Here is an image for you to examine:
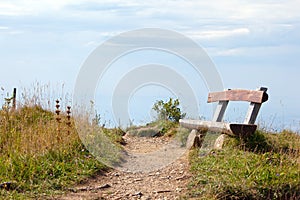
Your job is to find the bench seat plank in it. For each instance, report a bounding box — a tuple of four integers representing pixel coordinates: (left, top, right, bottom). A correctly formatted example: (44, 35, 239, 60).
(179, 119, 257, 137)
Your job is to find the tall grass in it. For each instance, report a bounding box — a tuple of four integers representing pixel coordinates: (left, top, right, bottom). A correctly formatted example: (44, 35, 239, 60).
(0, 86, 108, 199)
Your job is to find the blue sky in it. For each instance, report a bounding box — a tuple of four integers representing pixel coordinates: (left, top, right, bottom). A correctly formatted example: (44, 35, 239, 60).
(0, 0, 299, 131)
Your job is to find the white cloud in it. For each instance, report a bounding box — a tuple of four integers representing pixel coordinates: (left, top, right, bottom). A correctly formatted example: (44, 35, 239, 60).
(186, 28, 250, 40)
(1, 0, 299, 38)
(84, 40, 99, 47)
(2, 0, 299, 22)
(0, 26, 9, 30)
(0, 0, 84, 16)
(213, 48, 244, 56)
(0, 2, 25, 16)
(208, 44, 300, 58)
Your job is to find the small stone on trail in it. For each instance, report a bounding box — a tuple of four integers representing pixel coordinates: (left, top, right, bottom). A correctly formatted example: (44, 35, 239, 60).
(133, 191, 143, 197)
(96, 183, 111, 189)
(160, 175, 171, 180)
(175, 175, 186, 180)
(154, 190, 172, 194)
(114, 172, 120, 176)
(141, 196, 151, 200)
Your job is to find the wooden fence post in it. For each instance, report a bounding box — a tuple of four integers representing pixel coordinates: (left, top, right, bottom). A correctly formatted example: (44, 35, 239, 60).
(12, 88, 16, 111)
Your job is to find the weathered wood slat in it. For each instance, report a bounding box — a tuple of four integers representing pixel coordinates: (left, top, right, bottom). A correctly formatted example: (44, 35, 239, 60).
(208, 89, 268, 103)
(179, 119, 257, 137)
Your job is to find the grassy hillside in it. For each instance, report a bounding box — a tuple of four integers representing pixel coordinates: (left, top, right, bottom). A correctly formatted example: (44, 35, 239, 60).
(0, 103, 123, 199)
(187, 130, 300, 199)
(0, 92, 299, 199)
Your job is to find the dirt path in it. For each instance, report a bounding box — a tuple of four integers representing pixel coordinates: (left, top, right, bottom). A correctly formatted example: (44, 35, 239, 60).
(57, 134, 192, 200)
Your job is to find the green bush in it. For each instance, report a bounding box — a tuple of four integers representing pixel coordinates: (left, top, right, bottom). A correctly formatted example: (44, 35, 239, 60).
(152, 98, 186, 122)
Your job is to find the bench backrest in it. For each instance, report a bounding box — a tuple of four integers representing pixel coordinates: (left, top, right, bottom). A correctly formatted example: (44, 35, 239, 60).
(208, 87, 268, 124)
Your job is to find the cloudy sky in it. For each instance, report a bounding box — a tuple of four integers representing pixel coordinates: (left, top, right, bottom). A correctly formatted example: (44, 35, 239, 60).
(0, 0, 299, 131)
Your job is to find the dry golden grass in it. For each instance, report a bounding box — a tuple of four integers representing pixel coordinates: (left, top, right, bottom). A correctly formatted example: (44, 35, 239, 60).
(0, 86, 107, 199)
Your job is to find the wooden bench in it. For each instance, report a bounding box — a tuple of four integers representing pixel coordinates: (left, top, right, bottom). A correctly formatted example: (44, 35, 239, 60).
(179, 87, 268, 139)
